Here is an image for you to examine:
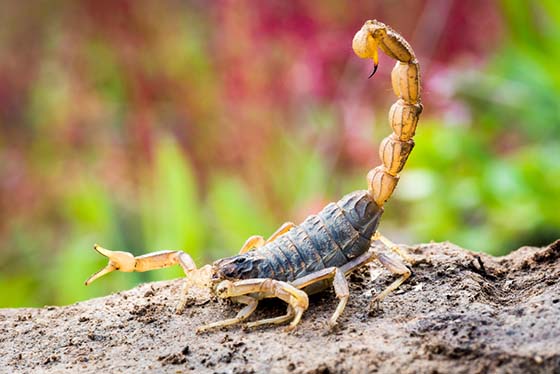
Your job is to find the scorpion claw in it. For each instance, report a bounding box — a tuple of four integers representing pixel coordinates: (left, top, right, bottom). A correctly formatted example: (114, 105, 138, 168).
(84, 263, 116, 286)
(84, 244, 136, 286)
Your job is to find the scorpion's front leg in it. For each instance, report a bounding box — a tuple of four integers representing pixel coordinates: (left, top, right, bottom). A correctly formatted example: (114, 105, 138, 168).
(196, 295, 258, 333)
(245, 306, 296, 329)
(198, 278, 309, 332)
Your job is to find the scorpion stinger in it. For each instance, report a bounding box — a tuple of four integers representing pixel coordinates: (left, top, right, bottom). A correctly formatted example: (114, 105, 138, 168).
(353, 25, 380, 79)
(368, 64, 378, 79)
(86, 20, 422, 332)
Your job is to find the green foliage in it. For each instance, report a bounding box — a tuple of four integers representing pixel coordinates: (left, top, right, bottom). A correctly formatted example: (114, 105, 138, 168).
(378, 1, 560, 255)
(207, 175, 276, 259)
(397, 123, 560, 255)
(139, 137, 205, 281)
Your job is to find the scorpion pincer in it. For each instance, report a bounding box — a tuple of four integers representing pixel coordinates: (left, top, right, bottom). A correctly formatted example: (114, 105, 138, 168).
(85, 20, 423, 333)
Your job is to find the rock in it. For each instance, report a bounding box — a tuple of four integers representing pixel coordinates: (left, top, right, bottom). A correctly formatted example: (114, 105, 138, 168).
(1, 241, 559, 373)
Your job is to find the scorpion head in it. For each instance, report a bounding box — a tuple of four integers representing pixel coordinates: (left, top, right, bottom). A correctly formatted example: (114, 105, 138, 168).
(212, 253, 262, 280)
(352, 19, 387, 78)
(207, 254, 264, 299)
(206, 264, 244, 300)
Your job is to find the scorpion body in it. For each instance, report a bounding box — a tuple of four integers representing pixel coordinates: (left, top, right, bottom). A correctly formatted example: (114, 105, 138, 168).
(86, 20, 422, 332)
(214, 190, 381, 284)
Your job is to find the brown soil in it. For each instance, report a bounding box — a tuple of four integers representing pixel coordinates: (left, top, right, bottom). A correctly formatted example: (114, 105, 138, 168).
(1, 241, 559, 373)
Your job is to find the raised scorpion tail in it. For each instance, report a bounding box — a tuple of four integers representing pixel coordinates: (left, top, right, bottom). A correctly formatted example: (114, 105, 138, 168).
(353, 20, 423, 206)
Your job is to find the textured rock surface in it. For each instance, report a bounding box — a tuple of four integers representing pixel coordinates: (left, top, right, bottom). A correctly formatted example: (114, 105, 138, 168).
(1, 240, 559, 373)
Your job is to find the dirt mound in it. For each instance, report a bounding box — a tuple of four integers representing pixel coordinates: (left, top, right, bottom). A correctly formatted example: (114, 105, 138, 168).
(1, 241, 559, 373)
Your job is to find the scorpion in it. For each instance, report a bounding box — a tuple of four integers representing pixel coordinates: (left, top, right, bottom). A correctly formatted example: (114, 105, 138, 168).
(85, 20, 422, 333)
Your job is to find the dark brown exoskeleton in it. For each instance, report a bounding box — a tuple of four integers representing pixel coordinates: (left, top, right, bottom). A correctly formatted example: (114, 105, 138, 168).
(85, 20, 422, 332)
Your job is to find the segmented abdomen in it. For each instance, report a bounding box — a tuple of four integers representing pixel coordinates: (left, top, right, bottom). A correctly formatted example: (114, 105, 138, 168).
(214, 190, 382, 282)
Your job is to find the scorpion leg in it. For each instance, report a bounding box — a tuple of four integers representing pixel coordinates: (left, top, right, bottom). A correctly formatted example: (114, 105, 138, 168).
(290, 251, 378, 328)
(291, 267, 348, 328)
(370, 252, 411, 309)
(372, 231, 414, 264)
(245, 306, 295, 328)
(85, 245, 196, 285)
(196, 295, 258, 333)
(239, 236, 265, 254)
(204, 278, 309, 332)
(239, 222, 295, 254)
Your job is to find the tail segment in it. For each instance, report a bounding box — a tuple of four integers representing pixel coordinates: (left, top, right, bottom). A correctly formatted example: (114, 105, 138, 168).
(353, 20, 423, 206)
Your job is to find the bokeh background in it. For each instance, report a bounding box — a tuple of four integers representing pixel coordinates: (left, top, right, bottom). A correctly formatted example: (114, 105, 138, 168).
(1, 0, 559, 308)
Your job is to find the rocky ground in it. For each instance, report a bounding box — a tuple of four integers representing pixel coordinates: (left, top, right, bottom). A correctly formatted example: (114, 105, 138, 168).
(1, 240, 559, 373)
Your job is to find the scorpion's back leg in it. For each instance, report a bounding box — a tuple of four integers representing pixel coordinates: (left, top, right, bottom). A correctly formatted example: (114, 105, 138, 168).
(196, 295, 258, 333)
(372, 231, 414, 264)
(369, 233, 412, 307)
(291, 251, 378, 327)
(370, 252, 411, 309)
(239, 222, 295, 254)
(199, 278, 309, 332)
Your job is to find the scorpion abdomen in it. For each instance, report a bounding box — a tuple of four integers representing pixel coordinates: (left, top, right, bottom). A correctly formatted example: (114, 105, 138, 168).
(214, 190, 383, 283)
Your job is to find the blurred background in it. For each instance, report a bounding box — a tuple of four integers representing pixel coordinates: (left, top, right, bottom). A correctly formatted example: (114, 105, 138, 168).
(1, 0, 559, 308)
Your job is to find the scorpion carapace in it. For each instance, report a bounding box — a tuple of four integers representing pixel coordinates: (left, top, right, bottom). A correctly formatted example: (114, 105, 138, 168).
(214, 191, 382, 283)
(85, 20, 422, 333)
